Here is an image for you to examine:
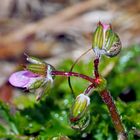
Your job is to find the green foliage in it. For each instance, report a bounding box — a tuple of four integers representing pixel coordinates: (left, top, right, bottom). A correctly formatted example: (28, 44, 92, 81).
(0, 45, 140, 139)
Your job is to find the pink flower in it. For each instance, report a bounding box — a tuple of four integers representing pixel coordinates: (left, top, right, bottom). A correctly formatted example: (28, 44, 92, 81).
(9, 55, 54, 91)
(9, 70, 43, 89)
(9, 60, 54, 100)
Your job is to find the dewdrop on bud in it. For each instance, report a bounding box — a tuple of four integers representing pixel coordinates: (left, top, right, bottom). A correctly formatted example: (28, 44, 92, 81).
(92, 22, 122, 58)
(70, 94, 90, 122)
(51, 136, 70, 140)
(70, 111, 90, 131)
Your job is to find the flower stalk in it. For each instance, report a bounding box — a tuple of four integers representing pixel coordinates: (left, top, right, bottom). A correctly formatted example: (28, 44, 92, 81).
(8, 22, 127, 139)
(51, 70, 95, 83)
(94, 58, 100, 78)
(51, 70, 127, 139)
(92, 48, 127, 139)
(100, 89, 127, 140)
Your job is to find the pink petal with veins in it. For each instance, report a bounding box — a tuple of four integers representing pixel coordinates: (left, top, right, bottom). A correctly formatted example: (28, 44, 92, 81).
(98, 22, 110, 31)
(9, 71, 37, 88)
(101, 23, 110, 30)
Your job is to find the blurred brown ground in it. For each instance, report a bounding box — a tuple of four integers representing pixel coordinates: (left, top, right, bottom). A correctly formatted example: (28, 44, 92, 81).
(0, 0, 140, 102)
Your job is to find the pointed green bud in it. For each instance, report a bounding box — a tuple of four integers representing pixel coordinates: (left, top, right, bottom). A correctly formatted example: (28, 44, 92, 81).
(24, 54, 55, 77)
(70, 94, 90, 122)
(92, 22, 105, 50)
(26, 64, 46, 76)
(25, 53, 45, 64)
(92, 22, 122, 58)
(25, 54, 49, 75)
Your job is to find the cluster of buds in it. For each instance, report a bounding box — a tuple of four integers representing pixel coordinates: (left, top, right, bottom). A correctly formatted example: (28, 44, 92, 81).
(9, 22, 125, 135)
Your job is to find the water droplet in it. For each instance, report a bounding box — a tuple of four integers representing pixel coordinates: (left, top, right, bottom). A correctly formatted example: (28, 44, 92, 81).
(82, 133, 87, 138)
(29, 123, 33, 127)
(120, 52, 133, 64)
(18, 104, 24, 109)
(62, 111, 66, 115)
(132, 127, 136, 130)
(25, 115, 29, 118)
(54, 113, 59, 118)
(59, 116, 64, 121)
(69, 111, 90, 131)
(64, 99, 69, 105)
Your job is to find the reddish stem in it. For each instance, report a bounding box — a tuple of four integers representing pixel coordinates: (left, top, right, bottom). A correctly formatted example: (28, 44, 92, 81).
(100, 89, 127, 139)
(94, 58, 99, 78)
(84, 83, 95, 95)
(51, 70, 127, 139)
(51, 70, 95, 83)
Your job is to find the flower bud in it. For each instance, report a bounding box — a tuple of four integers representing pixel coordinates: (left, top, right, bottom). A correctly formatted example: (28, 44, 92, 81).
(70, 94, 90, 122)
(25, 54, 55, 78)
(92, 22, 122, 58)
(26, 64, 46, 76)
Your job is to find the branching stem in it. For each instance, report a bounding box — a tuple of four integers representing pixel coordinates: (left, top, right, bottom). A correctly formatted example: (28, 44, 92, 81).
(51, 70, 95, 83)
(51, 67, 127, 140)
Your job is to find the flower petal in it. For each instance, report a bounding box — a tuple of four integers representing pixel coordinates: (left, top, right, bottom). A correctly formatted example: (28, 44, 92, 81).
(23, 71, 39, 77)
(99, 22, 110, 31)
(9, 71, 32, 88)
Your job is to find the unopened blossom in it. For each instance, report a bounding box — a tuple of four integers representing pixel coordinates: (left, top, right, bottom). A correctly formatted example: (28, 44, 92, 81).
(70, 93, 90, 122)
(92, 21, 122, 58)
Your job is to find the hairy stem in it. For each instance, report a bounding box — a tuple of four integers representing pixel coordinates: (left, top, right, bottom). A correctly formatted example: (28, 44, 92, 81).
(84, 83, 95, 95)
(68, 48, 92, 96)
(51, 70, 95, 83)
(100, 89, 127, 140)
(94, 58, 99, 78)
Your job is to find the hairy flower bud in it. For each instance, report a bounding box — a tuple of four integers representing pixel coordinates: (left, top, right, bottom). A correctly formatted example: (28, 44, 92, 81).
(70, 94, 90, 122)
(26, 64, 46, 76)
(92, 22, 122, 58)
(25, 54, 45, 65)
